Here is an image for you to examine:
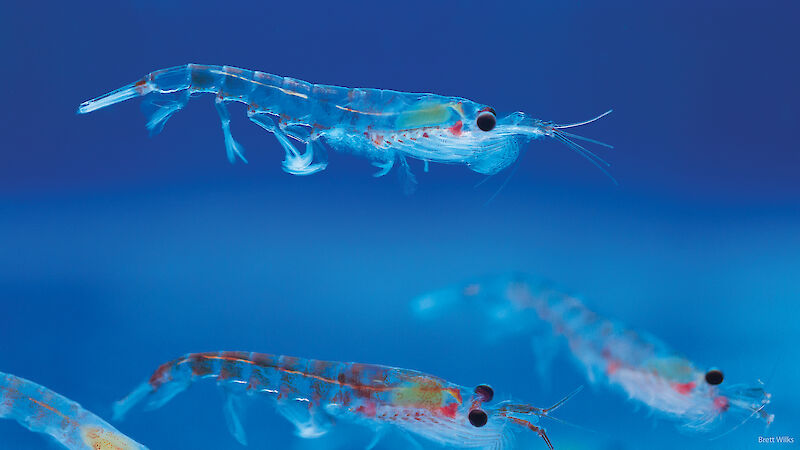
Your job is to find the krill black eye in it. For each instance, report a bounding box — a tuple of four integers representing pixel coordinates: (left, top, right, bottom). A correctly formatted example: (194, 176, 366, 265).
(476, 111, 496, 132)
(705, 369, 724, 385)
(474, 384, 494, 402)
(468, 409, 488, 427)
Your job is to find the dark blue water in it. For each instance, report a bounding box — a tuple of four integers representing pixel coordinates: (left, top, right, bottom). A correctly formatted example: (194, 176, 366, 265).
(1, 1, 798, 449)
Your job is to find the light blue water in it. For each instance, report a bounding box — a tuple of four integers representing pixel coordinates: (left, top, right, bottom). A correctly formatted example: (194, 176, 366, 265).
(1, 1, 798, 449)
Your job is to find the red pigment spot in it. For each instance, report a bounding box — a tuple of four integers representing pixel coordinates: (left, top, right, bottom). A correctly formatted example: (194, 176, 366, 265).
(149, 363, 172, 387)
(334, 390, 352, 406)
(355, 401, 377, 417)
(134, 77, 149, 94)
(439, 403, 458, 419)
(278, 385, 293, 400)
(190, 355, 214, 377)
(606, 361, 621, 375)
(252, 353, 277, 367)
(673, 381, 696, 395)
(219, 366, 231, 380)
(448, 120, 463, 136)
(247, 377, 260, 390)
(422, 132, 429, 138)
(714, 396, 730, 412)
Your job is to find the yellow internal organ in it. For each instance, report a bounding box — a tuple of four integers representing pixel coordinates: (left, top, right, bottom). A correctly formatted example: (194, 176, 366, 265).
(395, 102, 457, 129)
(643, 356, 696, 383)
(80, 426, 138, 450)
(391, 378, 445, 408)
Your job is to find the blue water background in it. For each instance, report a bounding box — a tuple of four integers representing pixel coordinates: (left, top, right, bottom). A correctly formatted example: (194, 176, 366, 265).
(1, 1, 798, 449)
